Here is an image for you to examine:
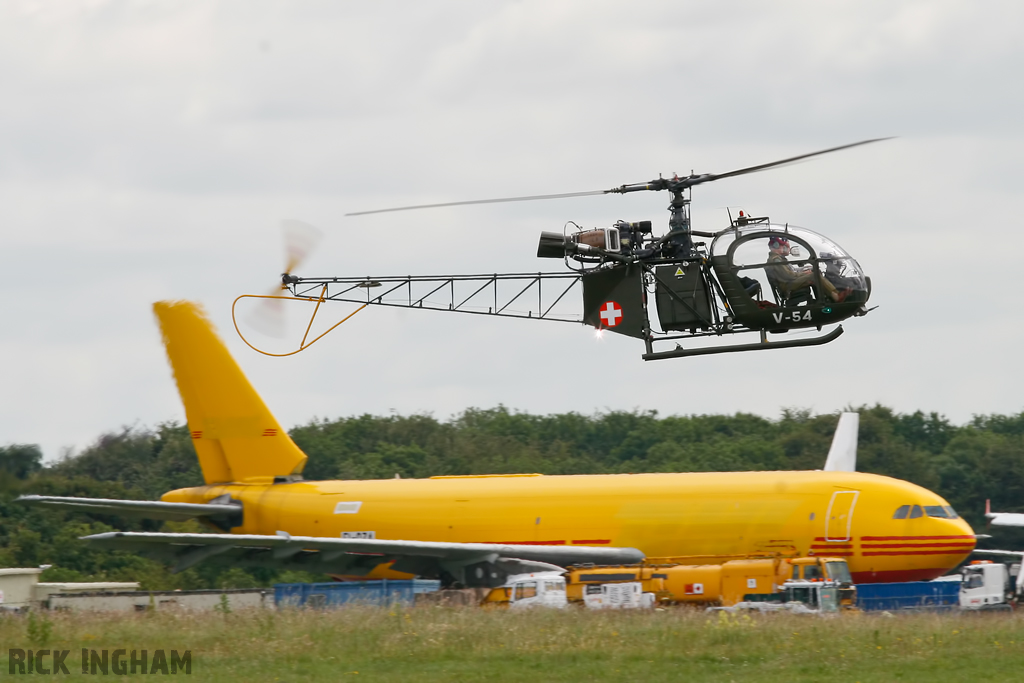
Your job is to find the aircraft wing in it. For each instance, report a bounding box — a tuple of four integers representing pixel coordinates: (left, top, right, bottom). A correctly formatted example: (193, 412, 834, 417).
(986, 512, 1024, 527)
(973, 548, 1024, 558)
(82, 531, 645, 587)
(17, 495, 241, 523)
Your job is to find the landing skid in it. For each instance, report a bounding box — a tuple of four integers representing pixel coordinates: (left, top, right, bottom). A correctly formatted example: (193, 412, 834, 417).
(642, 326, 844, 361)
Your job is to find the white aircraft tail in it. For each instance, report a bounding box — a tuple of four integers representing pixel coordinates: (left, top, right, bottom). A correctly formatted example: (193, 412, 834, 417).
(823, 412, 859, 472)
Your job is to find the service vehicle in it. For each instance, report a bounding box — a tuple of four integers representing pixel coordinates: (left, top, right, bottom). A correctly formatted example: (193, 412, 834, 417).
(483, 555, 854, 609)
(564, 555, 854, 607)
(482, 571, 569, 610)
(582, 582, 656, 610)
(715, 579, 842, 614)
(854, 559, 1021, 612)
(960, 559, 1020, 611)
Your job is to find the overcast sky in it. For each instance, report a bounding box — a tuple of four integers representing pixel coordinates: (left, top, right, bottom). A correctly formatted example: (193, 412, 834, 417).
(3, 1, 1023, 461)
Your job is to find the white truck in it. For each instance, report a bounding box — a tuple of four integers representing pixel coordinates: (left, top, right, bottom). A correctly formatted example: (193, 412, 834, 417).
(502, 571, 570, 610)
(960, 558, 1020, 611)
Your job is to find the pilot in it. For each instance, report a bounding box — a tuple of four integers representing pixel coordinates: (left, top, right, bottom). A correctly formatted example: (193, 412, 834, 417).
(818, 251, 861, 291)
(767, 237, 851, 303)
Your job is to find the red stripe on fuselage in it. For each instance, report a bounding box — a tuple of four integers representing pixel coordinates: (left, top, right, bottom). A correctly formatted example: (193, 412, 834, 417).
(491, 540, 567, 546)
(859, 535, 975, 541)
(861, 543, 975, 549)
(571, 539, 611, 545)
(862, 549, 974, 557)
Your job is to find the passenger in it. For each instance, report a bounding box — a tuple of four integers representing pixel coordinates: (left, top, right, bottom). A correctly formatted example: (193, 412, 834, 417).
(767, 237, 851, 303)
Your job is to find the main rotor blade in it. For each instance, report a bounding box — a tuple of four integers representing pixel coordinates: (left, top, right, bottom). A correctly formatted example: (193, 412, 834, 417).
(687, 137, 893, 188)
(348, 138, 892, 216)
(346, 189, 610, 216)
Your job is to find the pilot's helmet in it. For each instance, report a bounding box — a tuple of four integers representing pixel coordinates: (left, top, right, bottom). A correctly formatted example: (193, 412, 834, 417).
(819, 251, 841, 267)
(768, 236, 790, 251)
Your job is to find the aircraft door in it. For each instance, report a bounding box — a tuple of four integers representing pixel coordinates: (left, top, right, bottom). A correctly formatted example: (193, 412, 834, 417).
(825, 490, 859, 542)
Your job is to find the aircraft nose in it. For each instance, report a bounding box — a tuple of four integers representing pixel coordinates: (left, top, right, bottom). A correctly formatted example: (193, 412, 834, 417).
(942, 516, 977, 553)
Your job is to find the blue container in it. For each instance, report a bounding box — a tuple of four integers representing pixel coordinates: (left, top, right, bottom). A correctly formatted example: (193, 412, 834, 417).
(855, 580, 960, 611)
(274, 579, 441, 608)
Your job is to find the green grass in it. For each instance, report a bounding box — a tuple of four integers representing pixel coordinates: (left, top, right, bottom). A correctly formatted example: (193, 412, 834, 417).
(4, 606, 1024, 681)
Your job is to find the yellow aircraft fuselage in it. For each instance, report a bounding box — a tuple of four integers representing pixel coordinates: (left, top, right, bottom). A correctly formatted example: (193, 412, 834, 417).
(152, 301, 974, 585)
(163, 469, 974, 584)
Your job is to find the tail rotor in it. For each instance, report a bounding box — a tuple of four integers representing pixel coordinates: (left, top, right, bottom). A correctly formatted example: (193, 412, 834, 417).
(246, 220, 323, 338)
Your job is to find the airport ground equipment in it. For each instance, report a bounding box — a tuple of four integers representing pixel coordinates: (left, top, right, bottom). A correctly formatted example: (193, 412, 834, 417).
(483, 555, 853, 608)
(481, 571, 569, 609)
(959, 558, 1020, 611)
(581, 582, 655, 610)
(274, 579, 441, 608)
(855, 580, 961, 612)
(715, 579, 843, 615)
(565, 555, 853, 607)
(854, 559, 1021, 612)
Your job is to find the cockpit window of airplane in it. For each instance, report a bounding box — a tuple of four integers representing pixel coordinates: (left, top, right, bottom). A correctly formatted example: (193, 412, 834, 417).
(924, 505, 959, 519)
(893, 504, 958, 520)
(892, 505, 921, 519)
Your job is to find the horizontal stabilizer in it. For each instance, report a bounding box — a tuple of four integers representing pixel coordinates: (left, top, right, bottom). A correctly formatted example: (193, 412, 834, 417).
(82, 531, 644, 583)
(824, 412, 859, 472)
(18, 495, 241, 522)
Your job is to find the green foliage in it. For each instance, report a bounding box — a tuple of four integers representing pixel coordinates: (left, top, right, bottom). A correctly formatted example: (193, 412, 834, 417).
(6, 405, 1024, 587)
(26, 611, 53, 647)
(219, 568, 259, 590)
(214, 593, 231, 614)
(0, 443, 42, 479)
(0, 443, 43, 494)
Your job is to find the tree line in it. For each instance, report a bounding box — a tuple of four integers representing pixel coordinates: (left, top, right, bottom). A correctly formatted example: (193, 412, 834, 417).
(2, 405, 1023, 589)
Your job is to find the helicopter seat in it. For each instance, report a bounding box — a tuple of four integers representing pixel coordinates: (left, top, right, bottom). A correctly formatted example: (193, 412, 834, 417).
(769, 281, 815, 307)
(738, 275, 761, 300)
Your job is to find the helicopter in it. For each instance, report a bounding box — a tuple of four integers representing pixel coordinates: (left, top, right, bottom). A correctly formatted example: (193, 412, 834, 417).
(237, 139, 884, 360)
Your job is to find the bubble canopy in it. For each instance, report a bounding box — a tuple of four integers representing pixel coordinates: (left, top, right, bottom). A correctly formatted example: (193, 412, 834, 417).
(710, 223, 868, 293)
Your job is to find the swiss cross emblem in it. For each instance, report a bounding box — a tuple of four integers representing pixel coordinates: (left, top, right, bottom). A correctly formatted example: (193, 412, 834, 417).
(599, 301, 623, 328)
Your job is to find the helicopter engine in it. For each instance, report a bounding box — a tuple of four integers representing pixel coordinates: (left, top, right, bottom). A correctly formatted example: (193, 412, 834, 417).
(537, 220, 657, 262)
(537, 227, 620, 259)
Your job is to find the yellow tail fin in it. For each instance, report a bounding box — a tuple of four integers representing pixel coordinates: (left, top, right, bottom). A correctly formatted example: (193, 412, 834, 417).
(153, 301, 308, 484)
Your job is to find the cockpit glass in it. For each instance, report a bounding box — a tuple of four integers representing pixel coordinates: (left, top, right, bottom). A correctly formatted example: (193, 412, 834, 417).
(893, 505, 910, 519)
(712, 224, 869, 308)
(924, 505, 952, 519)
(909, 505, 923, 519)
(944, 506, 959, 519)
